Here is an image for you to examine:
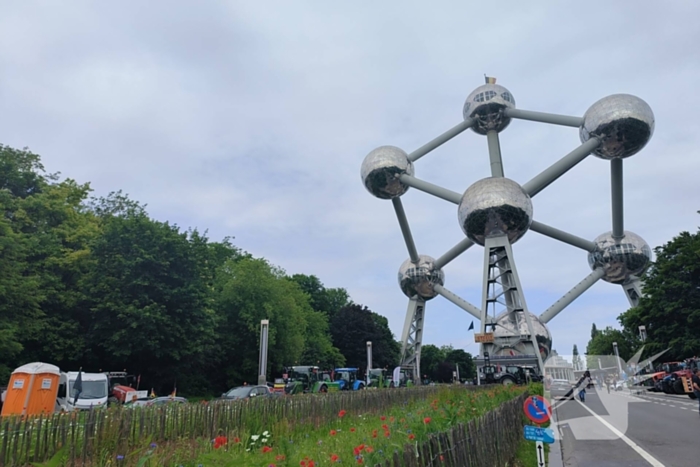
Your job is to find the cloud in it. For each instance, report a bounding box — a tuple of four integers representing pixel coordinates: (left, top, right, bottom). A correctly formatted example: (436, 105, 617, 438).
(1, 0, 699, 364)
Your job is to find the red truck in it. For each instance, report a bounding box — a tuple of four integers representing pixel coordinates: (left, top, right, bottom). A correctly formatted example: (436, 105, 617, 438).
(104, 371, 149, 404)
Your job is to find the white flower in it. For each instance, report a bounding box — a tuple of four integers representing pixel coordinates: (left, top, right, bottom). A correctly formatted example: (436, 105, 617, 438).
(262, 431, 270, 436)
(251, 435, 260, 441)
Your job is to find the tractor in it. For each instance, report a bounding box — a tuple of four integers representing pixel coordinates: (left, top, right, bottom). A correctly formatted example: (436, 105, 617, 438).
(480, 365, 531, 386)
(367, 368, 391, 388)
(333, 368, 365, 390)
(667, 359, 699, 399)
(283, 366, 339, 394)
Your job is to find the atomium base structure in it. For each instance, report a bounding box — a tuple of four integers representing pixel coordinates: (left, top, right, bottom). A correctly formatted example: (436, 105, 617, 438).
(361, 78, 654, 380)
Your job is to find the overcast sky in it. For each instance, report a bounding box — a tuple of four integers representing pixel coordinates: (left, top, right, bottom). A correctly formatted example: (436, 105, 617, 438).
(2, 1, 699, 361)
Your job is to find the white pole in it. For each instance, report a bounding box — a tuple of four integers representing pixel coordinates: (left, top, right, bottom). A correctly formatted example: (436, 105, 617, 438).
(258, 320, 270, 386)
(366, 341, 373, 385)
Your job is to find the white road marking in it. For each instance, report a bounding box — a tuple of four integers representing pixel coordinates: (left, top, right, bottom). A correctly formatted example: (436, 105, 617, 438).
(575, 400, 665, 467)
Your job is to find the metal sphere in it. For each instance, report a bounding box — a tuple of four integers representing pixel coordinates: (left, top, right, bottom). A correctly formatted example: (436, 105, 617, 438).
(458, 177, 533, 246)
(587, 231, 652, 284)
(580, 94, 655, 160)
(360, 146, 414, 199)
(462, 84, 516, 135)
(398, 255, 445, 300)
(492, 311, 552, 361)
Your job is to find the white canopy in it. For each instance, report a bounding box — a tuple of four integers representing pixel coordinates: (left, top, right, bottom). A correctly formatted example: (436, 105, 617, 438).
(12, 362, 60, 376)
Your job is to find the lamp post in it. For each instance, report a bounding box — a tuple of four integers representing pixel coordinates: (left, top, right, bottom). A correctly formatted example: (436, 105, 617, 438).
(612, 341, 623, 376)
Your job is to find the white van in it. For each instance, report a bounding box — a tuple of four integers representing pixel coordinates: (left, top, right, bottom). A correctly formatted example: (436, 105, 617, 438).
(56, 371, 109, 411)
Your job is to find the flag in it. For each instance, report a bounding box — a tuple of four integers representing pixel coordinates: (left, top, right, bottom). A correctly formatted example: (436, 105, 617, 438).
(468, 321, 474, 331)
(136, 374, 141, 389)
(485, 75, 496, 84)
(72, 368, 83, 405)
(170, 382, 177, 398)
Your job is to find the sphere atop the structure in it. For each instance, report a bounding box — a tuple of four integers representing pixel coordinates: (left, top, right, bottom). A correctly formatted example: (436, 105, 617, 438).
(587, 231, 652, 284)
(462, 83, 516, 135)
(398, 255, 445, 300)
(360, 145, 414, 199)
(492, 311, 552, 362)
(458, 177, 533, 246)
(580, 94, 655, 160)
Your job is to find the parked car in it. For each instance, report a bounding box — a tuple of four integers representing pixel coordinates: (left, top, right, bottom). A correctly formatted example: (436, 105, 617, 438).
(126, 396, 188, 408)
(220, 385, 274, 401)
(549, 379, 574, 399)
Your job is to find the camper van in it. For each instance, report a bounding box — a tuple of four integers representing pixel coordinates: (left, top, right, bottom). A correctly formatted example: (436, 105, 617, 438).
(56, 371, 109, 411)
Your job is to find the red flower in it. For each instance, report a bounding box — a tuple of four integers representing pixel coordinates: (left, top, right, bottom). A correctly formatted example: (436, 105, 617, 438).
(276, 455, 286, 461)
(381, 424, 388, 430)
(213, 436, 228, 449)
(440, 455, 445, 461)
(356, 459, 364, 465)
(233, 437, 240, 444)
(380, 415, 386, 421)
(423, 417, 431, 424)
(338, 410, 347, 418)
(365, 446, 374, 453)
(390, 416, 395, 422)
(331, 454, 339, 462)
(350, 427, 356, 432)
(384, 431, 390, 438)
(262, 446, 273, 453)
(408, 434, 415, 440)
(330, 429, 337, 436)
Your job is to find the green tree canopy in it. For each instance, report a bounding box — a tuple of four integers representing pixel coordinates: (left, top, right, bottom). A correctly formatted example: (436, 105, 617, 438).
(585, 326, 636, 369)
(619, 229, 700, 361)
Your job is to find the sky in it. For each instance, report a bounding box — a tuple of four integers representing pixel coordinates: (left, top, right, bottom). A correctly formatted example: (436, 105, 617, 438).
(1, 1, 699, 361)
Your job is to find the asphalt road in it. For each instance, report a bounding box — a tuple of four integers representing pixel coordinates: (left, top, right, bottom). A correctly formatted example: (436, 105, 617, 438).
(551, 386, 699, 467)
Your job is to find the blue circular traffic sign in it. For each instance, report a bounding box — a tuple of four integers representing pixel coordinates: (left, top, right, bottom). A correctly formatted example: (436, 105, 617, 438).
(523, 395, 551, 424)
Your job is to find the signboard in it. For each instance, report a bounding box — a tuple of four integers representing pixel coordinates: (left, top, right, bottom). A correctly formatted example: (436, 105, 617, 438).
(524, 425, 555, 444)
(536, 441, 545, 467)
(41, 378, 52, 389)
(474, 332, 494, 343)
(12, 379, 24, 389)
(523, 395, 551, 424)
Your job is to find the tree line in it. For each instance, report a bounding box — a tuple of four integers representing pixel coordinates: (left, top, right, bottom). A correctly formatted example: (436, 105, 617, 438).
(0, 144, 473, 395)
(585, 228, 700, 365)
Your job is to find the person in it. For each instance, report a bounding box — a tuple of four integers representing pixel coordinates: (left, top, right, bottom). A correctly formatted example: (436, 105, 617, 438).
(578, 370, 591, 402)
(692, 369, 700, 414)
(605, 377, 611, 394)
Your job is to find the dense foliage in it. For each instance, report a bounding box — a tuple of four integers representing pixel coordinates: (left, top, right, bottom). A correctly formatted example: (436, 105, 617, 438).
(1, 144, 471, 395)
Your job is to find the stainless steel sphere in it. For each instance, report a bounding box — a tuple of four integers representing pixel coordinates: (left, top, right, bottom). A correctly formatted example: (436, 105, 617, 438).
(458, 177, 533, 246)
(587, 231, 652, 284)
(492, 311, 552, 361)
(580, 94, 655, 159)
(398, 255, 445, 300)
(360, 146, 414, 199)
(462, 84, 516, 135)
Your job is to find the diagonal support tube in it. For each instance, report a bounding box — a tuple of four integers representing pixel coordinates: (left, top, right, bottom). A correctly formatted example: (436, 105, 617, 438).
(539, 268, 605, 324)
(530, 220, 597, 252)
(523, 138, 601, 197)
(392, 198, 419, 263)
(408, 119, 474, 162)
(399, 174, 462, 204)
(487, 130, 504, 177)
(434, 237, 474, 269)
(611, 158, 624, 239)
(505, 108, 583, 127)
(433, 284, 481, 320)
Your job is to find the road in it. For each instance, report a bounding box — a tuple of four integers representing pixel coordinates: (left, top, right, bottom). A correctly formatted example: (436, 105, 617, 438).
(551, 386, 699, 467)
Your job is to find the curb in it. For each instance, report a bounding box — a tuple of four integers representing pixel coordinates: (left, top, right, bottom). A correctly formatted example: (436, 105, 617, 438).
(548, 401, 566, 467)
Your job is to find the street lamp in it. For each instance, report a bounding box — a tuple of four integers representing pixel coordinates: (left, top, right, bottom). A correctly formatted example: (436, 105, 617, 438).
(612, 342, 623, 376)
(638, 325, 647, 341)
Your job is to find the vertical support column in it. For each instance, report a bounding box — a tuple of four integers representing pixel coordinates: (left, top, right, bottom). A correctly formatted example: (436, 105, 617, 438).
(366, 341, 373, 385)
(622, 278, 643, 308)
(258, 319, 270, 386)
(611, 158, 624, 240)
(400, 298, 425, 384)
(487, 130, 505, 177)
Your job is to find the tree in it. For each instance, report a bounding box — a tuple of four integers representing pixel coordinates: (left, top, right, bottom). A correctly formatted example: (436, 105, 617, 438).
(572, 345, 582, 371)
(442, 346, 475, 381)
(289, 274, 351, 320)
(329, 304, 400, 370)
(591, 323, 598, 340)
(619, 230, 700, 361)
(585, 326, 636, 369)
(419, 344, 445, 382)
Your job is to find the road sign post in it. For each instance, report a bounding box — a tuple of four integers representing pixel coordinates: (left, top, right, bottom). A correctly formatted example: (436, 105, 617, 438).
(523, 395, 551, 425)
(524, 425, 555, 443)
(523, 395, 552, 467)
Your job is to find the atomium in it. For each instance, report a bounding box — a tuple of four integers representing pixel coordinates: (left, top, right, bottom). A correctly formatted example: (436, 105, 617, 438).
(588, 231, 652, 284)
(462, 83, 516, 135)
(580, 94, 655, 160)
(492, 311, 552, 361)
(362, 78, 654, 379)
(360, 145, 414, 199)
(458, 177, 533, 245)
(398, 255, 445, 300)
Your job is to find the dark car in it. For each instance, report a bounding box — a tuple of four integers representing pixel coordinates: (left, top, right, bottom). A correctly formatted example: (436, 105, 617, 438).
(549, 379, 573, 399)
(126, 396, 188, 408)
(220, 385, 272, 401)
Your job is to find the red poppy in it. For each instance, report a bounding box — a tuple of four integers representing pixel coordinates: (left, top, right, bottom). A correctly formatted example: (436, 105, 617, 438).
(330, 429, 337, 436)
(408, 434, 415, 440)
(365, 446, 374, 453)
(338, 410, 347, 418)
(262, 446, 273, 453)
(233, 437, 240, 444)
(384, 431, 390, 438)
(381, 424, 388, 430)
(423, 417, 431, 424)
(350, 427, 356, 432)
(213, 436, 228, 449)
(380, 415, 386, 421)
(331, 454, 339, 462)
(276, 455, 286, 461)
